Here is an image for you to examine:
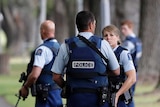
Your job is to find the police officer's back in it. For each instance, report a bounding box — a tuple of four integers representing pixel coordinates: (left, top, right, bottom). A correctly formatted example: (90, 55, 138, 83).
(52, 11, 120, 107)
(19, 20, 63, 107)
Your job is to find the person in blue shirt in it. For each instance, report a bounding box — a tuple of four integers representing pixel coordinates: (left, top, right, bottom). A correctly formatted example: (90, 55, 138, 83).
(51, 11, 120, 107)
(102, 25, 136, 107)
(19, 20, 63, 107)
(121, 20, 142, 107)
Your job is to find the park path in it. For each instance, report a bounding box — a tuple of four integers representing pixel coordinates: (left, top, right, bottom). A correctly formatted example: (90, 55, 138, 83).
(0, 96, 14, 107)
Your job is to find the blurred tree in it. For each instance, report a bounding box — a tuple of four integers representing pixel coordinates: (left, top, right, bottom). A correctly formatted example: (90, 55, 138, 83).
(1, 0, 37, 56)
(83, 0, 101, 35)
(110, 0, 140, 36)
(52, 0, 76, 43)
(35, 0, 46, 46)
(139, 0, 160, 88)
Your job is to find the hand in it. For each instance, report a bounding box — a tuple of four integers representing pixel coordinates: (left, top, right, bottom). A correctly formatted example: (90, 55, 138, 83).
(115, 93, 119, 107)
(19, 86, 29, 100)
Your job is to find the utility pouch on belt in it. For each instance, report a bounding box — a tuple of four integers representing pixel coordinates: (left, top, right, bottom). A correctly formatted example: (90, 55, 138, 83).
(98, 86, 109, 105)
(31, 83, 37, 96)
(61, 85, 71, 98)
(36, 84, 50, 100)
(31, 84, 51, 100)
(120, 89, 132, 104)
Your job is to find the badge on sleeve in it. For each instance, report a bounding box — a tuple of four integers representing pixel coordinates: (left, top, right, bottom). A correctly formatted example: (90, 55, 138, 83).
(127, 53, 132, 60)
(35, 49, 43, 56)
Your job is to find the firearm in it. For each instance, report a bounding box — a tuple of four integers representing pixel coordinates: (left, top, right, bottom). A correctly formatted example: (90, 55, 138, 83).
(15, 72, 27, 107)
(123, 89, 132, 104)
(108, 79, 133, 106)
(110, 93, 116, 107)
(108, 79, 119, 107)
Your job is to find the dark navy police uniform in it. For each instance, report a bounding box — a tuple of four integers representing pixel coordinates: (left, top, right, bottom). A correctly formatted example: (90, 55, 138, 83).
(122, 34, 142, 107)
(52, 32, 120, 107)
(65, 35, 108, 107)
(28, 38, 63, 107)
(112, 46, 135, 107)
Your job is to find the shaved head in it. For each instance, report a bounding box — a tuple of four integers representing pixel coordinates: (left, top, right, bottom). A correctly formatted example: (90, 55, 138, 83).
(40, 20, 55, 40)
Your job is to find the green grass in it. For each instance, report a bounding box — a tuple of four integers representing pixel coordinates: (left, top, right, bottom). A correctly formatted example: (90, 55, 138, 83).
(0, 57, 35, 107)
(134, 84, 160, 107)
(0, 57, 160, 107)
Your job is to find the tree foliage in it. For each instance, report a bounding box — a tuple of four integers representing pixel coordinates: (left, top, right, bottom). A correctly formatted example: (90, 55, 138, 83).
(1, 0, 37, 55)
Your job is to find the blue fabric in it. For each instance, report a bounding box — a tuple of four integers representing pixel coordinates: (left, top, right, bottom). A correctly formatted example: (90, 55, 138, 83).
(113, 46, 134, 107)
(127, 100, 134, 107)
(42, 40, 60, 71)
(127, 73, 137, 107)
(114, 46, 127, 80)
(37, 40, 60, 84)
(65, 35, 108, 88)
(67, 93, 109, 107)
(118, 101, 127, 107)
(35, 89, 63, 107)
(125, 36, 142, 67)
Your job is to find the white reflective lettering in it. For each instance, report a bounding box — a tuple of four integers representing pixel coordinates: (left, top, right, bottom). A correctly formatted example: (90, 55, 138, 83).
(72, 61, 95, 68)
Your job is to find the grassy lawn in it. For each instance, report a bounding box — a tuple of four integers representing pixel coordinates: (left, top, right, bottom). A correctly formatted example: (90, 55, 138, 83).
(134, 83, 160, 107)
(0, 57, 160, 107)
(0, 57, 35, 107)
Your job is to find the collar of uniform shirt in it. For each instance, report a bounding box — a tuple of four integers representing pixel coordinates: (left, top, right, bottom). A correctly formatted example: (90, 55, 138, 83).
(113, 45, 119, 52)
(129, 33, 136, 37)
(78, 32, 94, 39)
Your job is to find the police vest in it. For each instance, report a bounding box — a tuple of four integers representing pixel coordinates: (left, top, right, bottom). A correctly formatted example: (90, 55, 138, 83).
(126, 36, 142, 67)
(65, 35, 108, 89)
(27, 39, 60, 85)
(109, 46, 127, 83)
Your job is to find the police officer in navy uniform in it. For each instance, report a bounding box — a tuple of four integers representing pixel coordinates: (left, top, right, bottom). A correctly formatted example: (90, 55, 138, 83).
(19, 20, 63, 107)
(102, 25, 136, 107)
(51, 11, 120, 107)
(121, 20, 142, 107)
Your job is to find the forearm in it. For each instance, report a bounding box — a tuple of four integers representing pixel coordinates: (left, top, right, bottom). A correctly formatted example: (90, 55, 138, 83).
(53, 73, 65, 88)
(116, 70, 136, 97)
(23, 74, 37, 88)
(24, 66, 41, 88)
(116, 78, 132, 97)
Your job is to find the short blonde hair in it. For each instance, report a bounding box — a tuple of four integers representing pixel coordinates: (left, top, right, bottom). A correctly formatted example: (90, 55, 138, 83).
(102, 25, 121, 44)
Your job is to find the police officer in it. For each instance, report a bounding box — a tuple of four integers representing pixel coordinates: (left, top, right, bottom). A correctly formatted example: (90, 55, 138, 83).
(121, 20, 142, 107)
(51, 11, 120, 107)
(19, 20, 63, 107)
(102, 25, 136, 107)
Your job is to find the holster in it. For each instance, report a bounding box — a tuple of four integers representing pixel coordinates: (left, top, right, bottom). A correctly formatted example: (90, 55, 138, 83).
(98, 86, 109, 105)
(120, 89, 132, 104)
(31, 84, 54, 101)
(31, 84, 37, 96)
(109, 81, 133, 105)
(36, 84, 50, 100)
(61, 85, 71, 98)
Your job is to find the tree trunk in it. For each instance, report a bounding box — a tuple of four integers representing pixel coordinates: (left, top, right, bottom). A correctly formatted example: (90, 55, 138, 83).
(0, 54, 10, 74)
(139, 0, 160, 85)
(1, 0, 37, 56)
(53, 0, 69, 43)
(83, 0, 101, 36)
